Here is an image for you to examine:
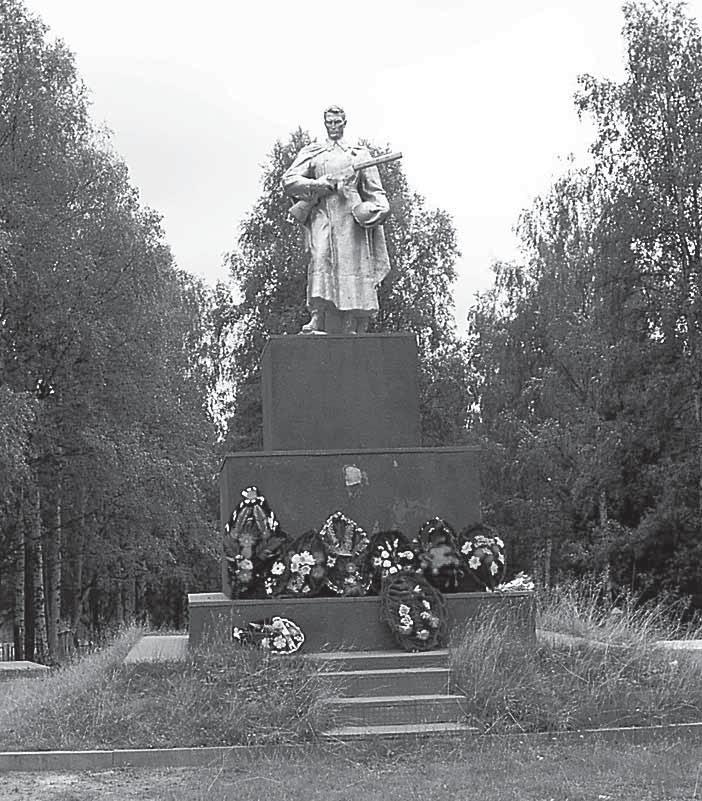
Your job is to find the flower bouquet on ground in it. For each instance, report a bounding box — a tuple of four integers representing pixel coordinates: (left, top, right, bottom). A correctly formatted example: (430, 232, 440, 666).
(223, 486, 285, 598)
(367, 530, 419, 593)
(496, 572, 535, 592)
(414, 517, 464, 592)
(232, 617, 305, 654)
(320, 511, 371, 596)
(457, 523, 506, 591)
(284, 529, 328, 597)
(380, 573, 448, 651)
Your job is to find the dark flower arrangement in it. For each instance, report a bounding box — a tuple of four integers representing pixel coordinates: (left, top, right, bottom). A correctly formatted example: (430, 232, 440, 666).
(223, 487, 285, 598)
(367, 530, 418, 593)
(457, 523, 506, 591)
(232, 616, 305, 654)
(320, 512, 371, 596)
(224, 486, 524, 604)
(284, 529, 328, 597)
(380, 573, 447, 651)
(413, 517, 464, 592)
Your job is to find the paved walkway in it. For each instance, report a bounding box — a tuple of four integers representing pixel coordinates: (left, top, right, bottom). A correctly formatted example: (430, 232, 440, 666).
(123, 635, 188, 664)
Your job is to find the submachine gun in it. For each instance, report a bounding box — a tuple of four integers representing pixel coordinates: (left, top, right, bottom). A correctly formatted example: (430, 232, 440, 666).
(289, 150, 402, 224)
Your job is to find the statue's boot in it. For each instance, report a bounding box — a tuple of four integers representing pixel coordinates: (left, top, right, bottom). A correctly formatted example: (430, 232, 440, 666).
(301, 308, 325, 334)
(341, 313, 358, 335)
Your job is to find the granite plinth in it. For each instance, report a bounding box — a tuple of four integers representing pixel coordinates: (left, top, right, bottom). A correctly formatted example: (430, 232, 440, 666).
(188, 591, 535, 651)
(262, 334, 421, 451)
(220, 446, 480, 597)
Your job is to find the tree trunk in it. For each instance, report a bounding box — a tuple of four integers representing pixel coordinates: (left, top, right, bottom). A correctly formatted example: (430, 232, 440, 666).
(12, 491, 25, 661)
(30, 484, 48, 664)
(45, 494, 62, 659)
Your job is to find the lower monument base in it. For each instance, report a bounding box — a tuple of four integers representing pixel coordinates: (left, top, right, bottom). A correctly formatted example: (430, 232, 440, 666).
(188, 591, 535, 652)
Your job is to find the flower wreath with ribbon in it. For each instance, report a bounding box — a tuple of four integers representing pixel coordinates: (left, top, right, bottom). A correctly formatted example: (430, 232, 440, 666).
(457, 523, 506, 591)
(223, 486, 285, 598)
(284, 529, 328, 597)
(414, 517, 464, 592)
(320, 511, 371, 596)
(232, 616, 305, 654)
(380, 572, 448, 651)
(367, 530, 419, 592)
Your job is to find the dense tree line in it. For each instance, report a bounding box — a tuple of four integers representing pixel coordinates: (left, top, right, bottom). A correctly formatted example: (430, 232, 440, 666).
(470, 0, 702, 607)
(0, 0, 218, 661)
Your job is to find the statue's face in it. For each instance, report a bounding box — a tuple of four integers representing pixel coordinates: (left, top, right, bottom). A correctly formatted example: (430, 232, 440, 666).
(324, 112, 346, 140)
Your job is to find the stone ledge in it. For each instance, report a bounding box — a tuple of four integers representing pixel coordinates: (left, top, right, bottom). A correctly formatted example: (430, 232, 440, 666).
(3, 722, 701, 771)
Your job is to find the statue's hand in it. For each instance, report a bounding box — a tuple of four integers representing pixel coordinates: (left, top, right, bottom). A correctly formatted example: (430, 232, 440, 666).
(312, 176, 336, 195)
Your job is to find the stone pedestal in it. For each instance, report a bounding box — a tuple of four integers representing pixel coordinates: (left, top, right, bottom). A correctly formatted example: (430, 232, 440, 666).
(220, 446, 480, 597)
(193, 332, 503, 652)
(262, 334, 421, 450)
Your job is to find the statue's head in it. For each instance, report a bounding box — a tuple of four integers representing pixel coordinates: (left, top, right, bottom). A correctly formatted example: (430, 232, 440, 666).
(324, 105, 346, 141)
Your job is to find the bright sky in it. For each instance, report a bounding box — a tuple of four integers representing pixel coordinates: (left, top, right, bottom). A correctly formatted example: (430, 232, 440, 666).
(20, 0, 702, 323)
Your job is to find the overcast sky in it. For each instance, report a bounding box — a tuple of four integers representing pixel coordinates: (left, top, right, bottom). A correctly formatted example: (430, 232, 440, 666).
(20, 0, 702, 324)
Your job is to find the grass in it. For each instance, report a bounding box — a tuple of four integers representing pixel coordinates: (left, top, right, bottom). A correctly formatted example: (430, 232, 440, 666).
(450, 581, 702, 733)
(1, 578, 700, 752)
(0, 629, 335, 751)
(4, 736, 702, 800)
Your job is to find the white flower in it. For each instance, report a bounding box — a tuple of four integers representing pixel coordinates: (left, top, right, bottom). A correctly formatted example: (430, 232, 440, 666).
(271, 561, 285, 575)
(382, 559, 392, 568)
(495, 537, 504, 549)
(327, 555, 337, 567)
(460, 542, 471, 555)
(416, 629, 430, 641)
(468, 556, 481, 570)
(422, 600, 431, 609)
(398, 604, 410, 616)
(239, 558, 253, 571)
(381, 549, 390, 559)
(399, 622, 413, 634)
(389, 566, 398, 574)
(490, 562, 499, 576)
(400, 551, 414, 560)
(413, 585, 422, 594)
(260, 637, 270, 649)
(299, 564, 311, 576)
(273, 635, 287, 650)
(232, 627, 242, 640)
(372, 557, 382, 567)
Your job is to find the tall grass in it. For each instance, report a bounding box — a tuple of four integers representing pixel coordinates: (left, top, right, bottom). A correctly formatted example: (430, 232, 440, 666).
(451, 582, 702, 733)
(0, 631, 335, 751)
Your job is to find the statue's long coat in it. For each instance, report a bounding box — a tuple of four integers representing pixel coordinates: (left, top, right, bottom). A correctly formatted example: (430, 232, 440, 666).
(282, 138, 390, 313)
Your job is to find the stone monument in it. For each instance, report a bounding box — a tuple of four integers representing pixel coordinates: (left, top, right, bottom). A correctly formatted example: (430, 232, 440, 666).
(188, 110, 533, 650)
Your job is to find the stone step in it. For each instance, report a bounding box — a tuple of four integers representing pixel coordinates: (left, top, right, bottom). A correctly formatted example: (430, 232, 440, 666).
(308, 648, 449, 672)
(325, 693, 465, 727)
(322, 666, 450, 697)
(124, 635, 188, 664)
(323, 721, 479, 740)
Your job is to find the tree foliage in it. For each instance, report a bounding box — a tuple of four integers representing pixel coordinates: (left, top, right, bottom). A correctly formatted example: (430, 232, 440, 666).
(0, 0, 218, 658)
(470, 0, 702, 605)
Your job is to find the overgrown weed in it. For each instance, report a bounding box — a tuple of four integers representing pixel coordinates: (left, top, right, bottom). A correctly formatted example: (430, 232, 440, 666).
(0, 634, 335, 751)
(451, 580, 702, 733)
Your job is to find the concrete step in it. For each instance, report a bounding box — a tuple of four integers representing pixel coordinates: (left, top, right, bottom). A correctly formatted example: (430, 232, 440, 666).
(322, 666, 450, 697)
(124, 635, 188, 664)
(323, 721, 478, 740)
(308, 648, 449, 672)
(325, 692, 465, 727)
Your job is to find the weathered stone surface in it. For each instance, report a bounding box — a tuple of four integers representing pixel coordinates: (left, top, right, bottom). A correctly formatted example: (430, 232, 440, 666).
(188, 591, 535, 651)
(261, 334, 421, 451)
